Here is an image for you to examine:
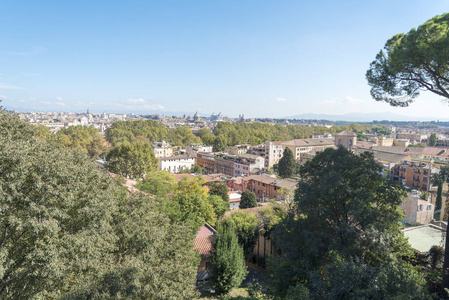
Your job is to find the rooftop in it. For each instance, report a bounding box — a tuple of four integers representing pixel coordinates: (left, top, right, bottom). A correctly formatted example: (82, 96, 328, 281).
(403, 225, 445, 252)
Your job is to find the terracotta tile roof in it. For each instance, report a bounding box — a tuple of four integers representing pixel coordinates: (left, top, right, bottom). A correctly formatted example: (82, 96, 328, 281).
(335, 130, 356, 137)
(243, 174, 298, 189)
(171, 173, 196, 182)
(194, 224, 216, 258)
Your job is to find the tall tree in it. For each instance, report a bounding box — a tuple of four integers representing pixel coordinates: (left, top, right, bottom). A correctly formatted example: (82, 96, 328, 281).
(278, 147, 296, 178)
(106, 141, 158, 178)
(239, 190, 257, 209)
(222, 211, 261, 260)
(429, 133, 438, 146)
(209, 224, 248, 294)
(366, 13, 449, 107)
(0, 109, 201, 298)
(208, 181, 230, 202)
(268, 147, 426, 298)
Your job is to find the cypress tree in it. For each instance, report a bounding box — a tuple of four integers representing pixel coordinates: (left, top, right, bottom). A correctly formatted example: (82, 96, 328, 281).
(210, 224, 248, 294)
(278, 147, 296, 178)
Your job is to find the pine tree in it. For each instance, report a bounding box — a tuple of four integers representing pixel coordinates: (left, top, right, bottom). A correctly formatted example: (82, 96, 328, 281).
(210, 224, 248, 294)
(278, 148, 296, 178)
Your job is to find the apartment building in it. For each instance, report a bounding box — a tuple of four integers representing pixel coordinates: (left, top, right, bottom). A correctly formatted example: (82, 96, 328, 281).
(196, 152, 264, 177)
(241, 174, 298, 202)
(264, 138, 335, 168)
(185, 143, 213, 157)
(152, 141, 173, 158)
(396, 131, 427, 142)
(392, 161, 438, 191)
(159, 155, 195, 173)
(224, 144, 251, 155)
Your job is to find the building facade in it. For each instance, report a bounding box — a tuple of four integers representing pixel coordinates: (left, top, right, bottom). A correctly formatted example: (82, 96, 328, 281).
(158, 155, 195, 173)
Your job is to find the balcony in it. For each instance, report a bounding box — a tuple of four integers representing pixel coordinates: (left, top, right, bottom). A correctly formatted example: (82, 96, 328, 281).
(413, 178, 420, 182)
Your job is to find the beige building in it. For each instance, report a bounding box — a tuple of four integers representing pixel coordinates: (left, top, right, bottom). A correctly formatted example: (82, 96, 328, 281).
(335, 130, 356, 149)
(224, 144, 251, 155)
(401, 191, 434, 225)
(152, 141, 173, 158)
(264, 138, 335, 168)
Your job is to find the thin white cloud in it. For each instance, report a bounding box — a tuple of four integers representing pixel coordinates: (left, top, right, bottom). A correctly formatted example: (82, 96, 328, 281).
(0, 95, 7, 99)
(55, 96, 63, 101)
(114, 98, 165, 111)
(40, 101, 51, 105)
(0, 84, 24, 90)
(276, 97, 286, 102)
(55, 102, 65, 106)
(127, 98, 146, 104)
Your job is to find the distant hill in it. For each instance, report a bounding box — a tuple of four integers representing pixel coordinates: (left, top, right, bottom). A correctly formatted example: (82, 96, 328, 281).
(283, 112, 449, 122)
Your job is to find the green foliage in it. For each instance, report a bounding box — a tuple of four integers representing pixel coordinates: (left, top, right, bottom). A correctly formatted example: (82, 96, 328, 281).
(105, 119, 201, 147)
(213, 135, 228, 151)
(278, 148, 296, 178)
(106, 141, 158, 178)
(366, 13, 449, 106)
(239, 191, 257, 209)
(33, 125, 52, 139)
(63, 193, 200, 299)
(56, 125, 106, 158)
(0, 109, 200, 298)
(210, 224, 248, 294)
(165, 192, 217, 229)
(428, 133, 438, 146)
(222, 211, 261, 260)
(431, 166, 449, 220)
(136, 170, 177, 197)
(209, 195, 230, 220)
(267, 147, 426, 298)
(208, 181, 230, 202)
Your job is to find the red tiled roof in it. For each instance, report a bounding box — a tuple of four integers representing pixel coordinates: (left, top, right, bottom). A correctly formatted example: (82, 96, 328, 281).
(194, 224, 216, 257)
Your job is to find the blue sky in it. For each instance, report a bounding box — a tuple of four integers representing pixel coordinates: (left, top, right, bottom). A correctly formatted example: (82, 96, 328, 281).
(1, 1, 448, 119)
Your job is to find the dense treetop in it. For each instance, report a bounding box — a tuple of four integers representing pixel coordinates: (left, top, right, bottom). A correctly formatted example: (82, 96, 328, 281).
(0, 109, 200, 299)
(367, 13, 449, 107)
(268, 147, 426, 299)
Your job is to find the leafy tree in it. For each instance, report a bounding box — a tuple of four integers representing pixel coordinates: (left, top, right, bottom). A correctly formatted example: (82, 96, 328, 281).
(268, 147, 426, 298)
(208, 181, 230, 202)
(222, 211, 261, 260)
(208, 195, 230, 220)
(191, 164, 203, 174)
(106, 141, 158, 178)
(33, 125, 52, 139)
(366, 13, 449, 107)
(210, 224, 248, 294)
(165, 192, 216, 229)
(136, 170, 178, 197)
(213, 135, 228, 151)
(239, 190, 257, 209)
(429, 132, 438, 146)
(57, 125, 106, 159)
(64, 193, 200, 299)
(0, 109, 201, 298)
(278, 148, 296, 178)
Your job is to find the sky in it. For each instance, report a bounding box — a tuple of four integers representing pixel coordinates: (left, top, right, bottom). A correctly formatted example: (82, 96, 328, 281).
(0, 0, 448, 119)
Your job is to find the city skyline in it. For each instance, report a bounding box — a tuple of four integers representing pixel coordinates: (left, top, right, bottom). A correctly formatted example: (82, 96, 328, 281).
(1, 1, 448, 119)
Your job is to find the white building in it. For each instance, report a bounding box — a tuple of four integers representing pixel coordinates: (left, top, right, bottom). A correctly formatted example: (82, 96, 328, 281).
(158, 155, 195, 173)
(185, 144, 213, 157)
(152, 141, 174, 158)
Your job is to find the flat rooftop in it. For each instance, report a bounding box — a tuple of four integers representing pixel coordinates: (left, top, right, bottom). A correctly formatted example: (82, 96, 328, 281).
(403, 225, 445, 252)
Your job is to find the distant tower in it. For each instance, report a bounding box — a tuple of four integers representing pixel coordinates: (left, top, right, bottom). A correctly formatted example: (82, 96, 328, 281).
(335, 130, 357, 149)
(194, 111, 200, 122)
(86, 108, 92, 123)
